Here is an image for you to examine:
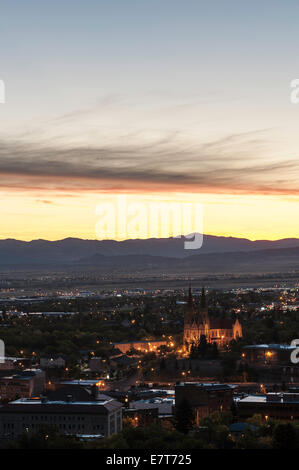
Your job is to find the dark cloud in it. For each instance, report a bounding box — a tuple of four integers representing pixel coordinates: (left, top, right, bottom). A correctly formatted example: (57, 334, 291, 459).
(0, 130, 298, 194)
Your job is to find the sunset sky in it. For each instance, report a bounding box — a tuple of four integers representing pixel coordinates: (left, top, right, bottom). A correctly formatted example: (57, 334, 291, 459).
(1, 0, 299, 241)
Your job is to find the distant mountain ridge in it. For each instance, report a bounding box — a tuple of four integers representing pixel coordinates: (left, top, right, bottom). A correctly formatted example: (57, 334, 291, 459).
(1, 234, 299, 269)
(77, 246, 299, 273)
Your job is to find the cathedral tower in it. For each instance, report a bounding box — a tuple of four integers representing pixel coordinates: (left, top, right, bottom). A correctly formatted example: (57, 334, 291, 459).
(199, 287, 210, 338)
(183, 285, 199, 351)
(182, 285, 242, 353)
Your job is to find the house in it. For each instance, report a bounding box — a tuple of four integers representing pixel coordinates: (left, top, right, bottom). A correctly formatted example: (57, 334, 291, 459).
(229, 422, 257, 440)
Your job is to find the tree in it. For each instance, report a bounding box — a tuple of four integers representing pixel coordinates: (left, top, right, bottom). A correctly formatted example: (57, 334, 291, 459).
(211, 342, 219, 359)
(230, 400, 237, 418)
(174, 398, 195, 434)
(236, 428, 260, 450)
(189, 342, 197, 359)
(199, 335, 207, 358)
(4, 425, 83, 449)
(273, 424, 299, 449)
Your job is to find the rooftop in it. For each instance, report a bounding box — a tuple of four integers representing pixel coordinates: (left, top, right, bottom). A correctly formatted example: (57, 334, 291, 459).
(56, 379, 101, 386)
(114, 340, 166, 345)
(129, 398, 174, 416)
(2, 369, 44, 380)
(244, 344, 296, 350)
(10, 398, 110, 406)
(229, 422, 257, 433)
(239, 393, 299, 404)
(176, 383, 235, 391)
(0, 396, 122, 414)
(238, 395, 267, 403)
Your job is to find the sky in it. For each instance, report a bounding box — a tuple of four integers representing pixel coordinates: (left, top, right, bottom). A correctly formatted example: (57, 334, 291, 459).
(1, 0, 299, 241)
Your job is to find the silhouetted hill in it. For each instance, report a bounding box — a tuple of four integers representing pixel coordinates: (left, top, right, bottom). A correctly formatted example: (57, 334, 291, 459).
(1, 235, 299, 271)
(77, 246, 299, 273)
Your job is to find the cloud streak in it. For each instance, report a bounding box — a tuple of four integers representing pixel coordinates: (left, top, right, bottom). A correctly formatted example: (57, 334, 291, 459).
(0, 127, 298, 195)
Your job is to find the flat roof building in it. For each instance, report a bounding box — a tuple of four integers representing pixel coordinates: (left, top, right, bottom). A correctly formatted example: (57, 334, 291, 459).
(0, 394, 122, 440)
(0, 369, 45, 402)
(175, 383, 235, 423)
(242, 344, 296, 365)
(237, 392, 299, 421)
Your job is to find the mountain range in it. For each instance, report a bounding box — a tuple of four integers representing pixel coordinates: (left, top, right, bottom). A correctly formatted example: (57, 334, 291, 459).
(1, 234, 299, 272)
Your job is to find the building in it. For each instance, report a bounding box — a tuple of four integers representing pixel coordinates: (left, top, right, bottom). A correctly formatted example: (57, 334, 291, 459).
(175, 383, 234, 424)
(0, 360, 16, 372)
(46, 379, 106, 394)
(89, 354, 137, 379)
(0, 357, 33, 373)
(129, 398, 174, 418)
(40, 355, 66, 370)
(46, 385, 99, 402)
(237, 393, 299, 421)
(113, 340, 167, 354)
(183, 287, 242, 352)
(124, 407, 158, 427)
(124, 397, 174, 427)
(28, 312, 77, 317)
(89, 358, 106, 373)
(0, 358, 25, 372)
(0, 369, 45, 402)
(0, 394, 122, 440)
(242, 344, 296, 365)
(229, 422, 257, 440)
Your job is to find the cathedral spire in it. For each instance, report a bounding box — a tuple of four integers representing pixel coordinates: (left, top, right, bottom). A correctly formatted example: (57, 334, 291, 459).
(185, 284, 195, 325)
(188, 284, 193, 309)
(200, 287, 206, 309)
(199, 287, 209, 328)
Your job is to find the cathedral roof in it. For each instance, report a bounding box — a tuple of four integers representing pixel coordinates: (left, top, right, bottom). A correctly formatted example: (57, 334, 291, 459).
(209, 318, 234, 329)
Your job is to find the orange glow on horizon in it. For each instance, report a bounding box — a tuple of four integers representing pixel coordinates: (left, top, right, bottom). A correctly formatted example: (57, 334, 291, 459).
(1, 189, 299, 242)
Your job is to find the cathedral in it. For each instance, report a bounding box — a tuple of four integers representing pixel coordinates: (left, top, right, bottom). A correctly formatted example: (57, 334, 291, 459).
(183, 286, 242, 352)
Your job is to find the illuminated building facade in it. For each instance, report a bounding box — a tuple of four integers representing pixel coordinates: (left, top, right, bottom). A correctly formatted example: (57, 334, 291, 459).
(183, 287, 242, 352)
(113, 340, 167, 354)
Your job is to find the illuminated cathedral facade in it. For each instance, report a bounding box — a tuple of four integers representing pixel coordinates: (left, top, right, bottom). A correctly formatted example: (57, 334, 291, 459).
(183, 286, 242, 352)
